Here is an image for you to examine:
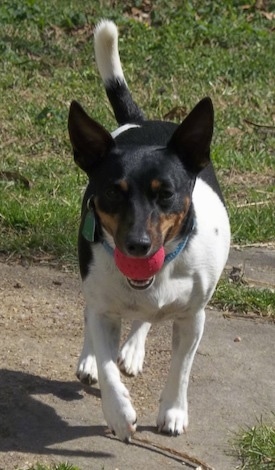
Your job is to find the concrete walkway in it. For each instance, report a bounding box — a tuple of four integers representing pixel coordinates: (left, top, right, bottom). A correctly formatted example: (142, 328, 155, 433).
(0, 247, 274, 470)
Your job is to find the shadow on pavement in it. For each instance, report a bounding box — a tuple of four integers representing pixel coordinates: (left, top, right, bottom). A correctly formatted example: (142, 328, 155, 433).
(0, 369, 112, 459)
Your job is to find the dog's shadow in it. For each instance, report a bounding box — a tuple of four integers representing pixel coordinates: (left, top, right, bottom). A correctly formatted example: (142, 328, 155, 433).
(0, 369, 194, 467)
(0, 368, 111, 458)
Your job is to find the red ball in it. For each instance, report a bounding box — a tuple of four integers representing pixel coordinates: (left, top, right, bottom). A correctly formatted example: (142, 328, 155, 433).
(114, 247, 165, 280)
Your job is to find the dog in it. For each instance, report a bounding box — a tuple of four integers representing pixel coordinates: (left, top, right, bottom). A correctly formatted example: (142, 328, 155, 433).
(68, 20, 230, 443)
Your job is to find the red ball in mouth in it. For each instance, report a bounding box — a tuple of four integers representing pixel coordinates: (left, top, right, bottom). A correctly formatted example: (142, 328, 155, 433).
(114, 246, 165, 281)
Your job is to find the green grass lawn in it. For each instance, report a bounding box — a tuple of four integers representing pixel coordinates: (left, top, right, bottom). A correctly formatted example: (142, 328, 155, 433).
(0, 0, 274, 261)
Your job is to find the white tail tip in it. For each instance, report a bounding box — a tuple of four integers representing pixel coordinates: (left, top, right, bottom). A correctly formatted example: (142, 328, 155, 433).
(94, 20, 124, 83)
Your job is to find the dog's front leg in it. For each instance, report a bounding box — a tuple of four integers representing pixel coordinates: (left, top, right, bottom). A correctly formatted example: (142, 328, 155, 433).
(157, 309, 205, 436)
(89, 311, 137, 442)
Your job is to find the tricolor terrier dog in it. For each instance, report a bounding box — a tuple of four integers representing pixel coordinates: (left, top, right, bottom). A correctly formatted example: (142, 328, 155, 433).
(68, 20, 230, 442)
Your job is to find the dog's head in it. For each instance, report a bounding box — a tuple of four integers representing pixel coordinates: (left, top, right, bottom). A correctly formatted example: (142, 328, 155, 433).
(68, 98, 213, 258)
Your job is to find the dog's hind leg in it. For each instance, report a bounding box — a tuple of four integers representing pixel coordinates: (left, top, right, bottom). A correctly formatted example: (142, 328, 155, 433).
(157, 309, 205, 436)
(118, 321, 151, 376)
(76, 307, 98, 385)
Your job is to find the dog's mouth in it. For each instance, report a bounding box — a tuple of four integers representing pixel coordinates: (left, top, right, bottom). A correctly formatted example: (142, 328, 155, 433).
(127, 277, 154, 290)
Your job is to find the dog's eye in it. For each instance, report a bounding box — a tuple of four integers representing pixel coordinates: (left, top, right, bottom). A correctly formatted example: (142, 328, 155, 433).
(158, 189, 174, 201)
(105, 186, 123, 202)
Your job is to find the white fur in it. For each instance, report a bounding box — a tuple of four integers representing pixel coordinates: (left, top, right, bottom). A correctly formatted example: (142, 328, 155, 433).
(77, 175, 230, 441)
(76, 308, 98, 384)
(94, 20, 124, 84)
(111, 123, 140, 139)
(86, 310, 137, 440)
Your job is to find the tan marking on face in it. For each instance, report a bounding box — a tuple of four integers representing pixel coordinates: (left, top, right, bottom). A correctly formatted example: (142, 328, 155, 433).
(94, 199, 119, 237)
(118, 179, 128, 192)
(146, 216, 162, 248)
(147, 196, 191, 245)
(159, 212, 186, 242)
(151, 179, 162, 191)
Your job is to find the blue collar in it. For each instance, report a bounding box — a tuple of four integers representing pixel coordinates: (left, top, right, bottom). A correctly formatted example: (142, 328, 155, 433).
(163, 225, 194, 263)
(82, 208, 194, 264)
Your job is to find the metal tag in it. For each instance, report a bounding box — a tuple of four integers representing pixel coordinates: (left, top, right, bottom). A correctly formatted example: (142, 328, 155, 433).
(82, 210, 96, 242)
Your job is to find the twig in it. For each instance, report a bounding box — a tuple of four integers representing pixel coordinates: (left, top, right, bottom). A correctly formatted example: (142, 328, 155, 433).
(223, 312, 274, 323)
(236, 201, 270, 208)
(243, 119, 275, 134)
(105, 430, 214, 470)
(131, 435, 215, 470)
(231, 242, 275, 249)
(0, 170, 31, 189)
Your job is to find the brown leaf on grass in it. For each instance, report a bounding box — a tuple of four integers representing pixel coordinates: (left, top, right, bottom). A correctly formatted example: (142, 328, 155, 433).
(129, 7, 150, 23)
(240, 4, 254, 10)
(225, 127, 244, 136)
(163, 106, 187, 122)
(0, 171, 32, 189)
(124, 0, 153, 24)
(241, 1, 275, 23)
(261, 11, 275, 20)
(256, 0, 269, 10)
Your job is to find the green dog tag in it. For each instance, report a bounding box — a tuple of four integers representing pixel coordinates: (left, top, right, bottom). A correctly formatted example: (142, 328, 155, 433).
(82, 210, 96, 242)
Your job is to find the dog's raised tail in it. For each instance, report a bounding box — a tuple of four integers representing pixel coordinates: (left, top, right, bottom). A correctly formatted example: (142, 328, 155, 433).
(94, 20, 144, 125)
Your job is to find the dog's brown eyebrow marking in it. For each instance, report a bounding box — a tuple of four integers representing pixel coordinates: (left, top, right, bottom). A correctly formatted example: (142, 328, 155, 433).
(151, 179, 162, 191)
(118, 179, 128, 192)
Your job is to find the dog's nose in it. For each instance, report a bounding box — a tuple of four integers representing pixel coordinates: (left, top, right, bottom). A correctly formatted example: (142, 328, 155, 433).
(126, 236, 151, 257)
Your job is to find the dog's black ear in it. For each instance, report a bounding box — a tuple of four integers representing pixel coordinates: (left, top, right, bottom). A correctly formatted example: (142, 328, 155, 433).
(168, 97, 214, 173)
(68, 100, 115, 173)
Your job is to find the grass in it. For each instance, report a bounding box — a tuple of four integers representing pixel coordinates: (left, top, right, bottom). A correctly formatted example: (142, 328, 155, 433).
(232, 416, 275, 469)
(20, 465, 80, 470)
(0, 0, 274, 261)
(212, 279, 275, 318)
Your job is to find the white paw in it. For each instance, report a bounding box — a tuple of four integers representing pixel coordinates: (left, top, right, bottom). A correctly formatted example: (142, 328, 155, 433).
(76, 353, 98, 385)
(117, 338, 145, 376)
(157, 403, 188, 436)
(101, 382, 137, 442)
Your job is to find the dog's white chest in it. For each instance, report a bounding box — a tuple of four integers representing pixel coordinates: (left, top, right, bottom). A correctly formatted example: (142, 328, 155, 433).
(85, 271, 194, 322)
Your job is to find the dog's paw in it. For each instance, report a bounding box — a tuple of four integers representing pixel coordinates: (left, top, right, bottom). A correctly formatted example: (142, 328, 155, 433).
(117, 338, 145, 376)
(102, 382, 137, 442)
(157, 403, 188, 436)
(76, 354, 98, 385)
